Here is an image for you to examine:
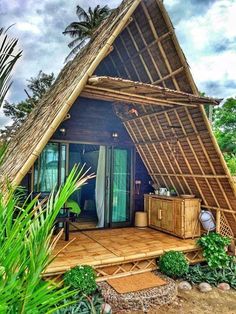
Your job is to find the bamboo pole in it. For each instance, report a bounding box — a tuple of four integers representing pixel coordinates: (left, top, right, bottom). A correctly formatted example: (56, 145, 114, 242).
(152, 113, 193, 194)
(146, 115, 183, 194)
(216, 209, 221, 233)
(87, 77, 219, 105)
(11, 0, 142, 187)
(82, 85, 199, 107)
(150, 173, 228, 179)
(201, 205, 236, 214)
(139, 117, 178, 191)
(153, 67, 185, 85)
(140, 1, 179, 90)
(173, 108, 222, 209)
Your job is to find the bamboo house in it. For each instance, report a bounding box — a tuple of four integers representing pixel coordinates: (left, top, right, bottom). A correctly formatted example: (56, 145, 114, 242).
(1, 0, 236, 278)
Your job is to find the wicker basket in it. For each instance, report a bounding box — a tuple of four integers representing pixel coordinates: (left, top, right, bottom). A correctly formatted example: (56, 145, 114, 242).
(135, 211, 148, 228)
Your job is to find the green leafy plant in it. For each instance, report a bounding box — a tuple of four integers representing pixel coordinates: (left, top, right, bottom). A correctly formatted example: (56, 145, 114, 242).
(159, 251, 189, 278)
(197, 232, 231, 269)
(224, 153, 236, 175)
(213, 97, 236, 154)
(184, 258, 236, 289)
(55, 292, 104, 314)
(0, 165, 94, 313)
(64, 265, 97, 296)
(0, 26, 22, 107)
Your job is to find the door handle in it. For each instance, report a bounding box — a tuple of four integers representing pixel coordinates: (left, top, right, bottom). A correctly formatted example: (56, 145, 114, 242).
(105, 176, 109, 190)
(158, 208, 162, 220)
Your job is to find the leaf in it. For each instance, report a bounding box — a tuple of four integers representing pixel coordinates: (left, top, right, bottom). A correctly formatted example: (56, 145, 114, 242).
(0, 27, 22, 108)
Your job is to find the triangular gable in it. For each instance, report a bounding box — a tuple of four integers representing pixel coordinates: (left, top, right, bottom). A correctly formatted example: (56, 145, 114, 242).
(1, 0, 236, 235)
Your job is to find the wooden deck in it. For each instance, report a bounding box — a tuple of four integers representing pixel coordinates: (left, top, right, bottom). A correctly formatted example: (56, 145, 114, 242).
(46, 227, 202, 280)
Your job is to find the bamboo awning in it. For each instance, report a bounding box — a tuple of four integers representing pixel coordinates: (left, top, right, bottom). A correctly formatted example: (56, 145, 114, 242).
(81, 76, 221, 107)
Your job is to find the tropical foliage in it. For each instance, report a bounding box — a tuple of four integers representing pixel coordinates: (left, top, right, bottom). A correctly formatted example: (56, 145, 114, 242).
(213, 97, 236, 154)
(224, 153, 236, 176)
(197, 232, 231, 269)
(0, 166, 94, 313)
(1, 71, 55, 139)
(184, 259, 236, 289)
(63, 5, 112, 61)
(211, 97, 236, 175)
(0, 26, 22, 107)
(55, 293, 104, 314)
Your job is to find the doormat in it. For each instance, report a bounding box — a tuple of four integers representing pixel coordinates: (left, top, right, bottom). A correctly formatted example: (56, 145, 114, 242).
(107, 272, 167, 294)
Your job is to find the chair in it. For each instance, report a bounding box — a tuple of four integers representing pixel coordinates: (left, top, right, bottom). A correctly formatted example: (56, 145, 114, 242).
(56, 199, 81, 241)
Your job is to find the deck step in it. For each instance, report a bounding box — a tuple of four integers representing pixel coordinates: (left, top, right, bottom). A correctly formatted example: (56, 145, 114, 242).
(44, 247, 203, 281)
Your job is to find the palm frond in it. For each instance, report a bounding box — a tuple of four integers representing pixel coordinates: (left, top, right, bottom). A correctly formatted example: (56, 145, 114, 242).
(65, 39, 88, 63)
(0, 27, 22, 107)
(76, 5, 89, 21)
(68, 36, 88, 49)
(63, 5, 111, 61)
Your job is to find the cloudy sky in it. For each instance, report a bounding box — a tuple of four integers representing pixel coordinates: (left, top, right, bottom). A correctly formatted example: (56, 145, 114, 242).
(0, 0, 236, 127)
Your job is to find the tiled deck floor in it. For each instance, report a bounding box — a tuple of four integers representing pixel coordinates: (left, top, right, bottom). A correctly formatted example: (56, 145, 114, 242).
(46, 227, 197, 275)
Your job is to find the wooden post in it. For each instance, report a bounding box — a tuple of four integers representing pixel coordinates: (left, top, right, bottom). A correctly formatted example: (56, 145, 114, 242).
(216, 209, 221, 233)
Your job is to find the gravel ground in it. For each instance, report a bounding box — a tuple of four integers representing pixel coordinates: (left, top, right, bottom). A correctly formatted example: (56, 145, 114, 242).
(99, 272, 177, 313)
(117, 285, 236, 314)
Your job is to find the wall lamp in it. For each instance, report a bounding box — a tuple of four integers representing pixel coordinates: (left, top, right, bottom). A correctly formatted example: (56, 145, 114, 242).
(59, 127, 66, 136)
(111, 131, 119, 141)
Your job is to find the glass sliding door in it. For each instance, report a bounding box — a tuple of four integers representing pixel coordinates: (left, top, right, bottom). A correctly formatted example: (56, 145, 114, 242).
(109, 147, 133, 226)
(33, 142, 67, 193)
(33, 142, 133, 229)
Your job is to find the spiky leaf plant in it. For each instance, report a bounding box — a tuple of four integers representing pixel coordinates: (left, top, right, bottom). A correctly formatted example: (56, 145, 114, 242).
(0, 26, 22, 107)
(0, 165, 94, 313)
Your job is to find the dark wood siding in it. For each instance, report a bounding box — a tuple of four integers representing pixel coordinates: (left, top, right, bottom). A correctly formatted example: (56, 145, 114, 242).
(52, 97, 133, 146)
(135, 153, 152, 212)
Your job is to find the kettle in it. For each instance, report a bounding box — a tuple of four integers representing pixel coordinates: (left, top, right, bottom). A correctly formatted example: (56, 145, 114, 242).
(159, 187, 168, 195)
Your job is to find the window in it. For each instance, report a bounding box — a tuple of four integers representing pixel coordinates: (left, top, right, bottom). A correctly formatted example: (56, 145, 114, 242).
(33, 142, 67, 193)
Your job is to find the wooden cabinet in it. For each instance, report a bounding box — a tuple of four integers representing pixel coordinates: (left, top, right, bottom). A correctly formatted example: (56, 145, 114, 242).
(144, 195, 201, 239)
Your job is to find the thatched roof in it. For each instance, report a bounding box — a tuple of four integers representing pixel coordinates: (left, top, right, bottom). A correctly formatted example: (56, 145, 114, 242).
(1, 0, 236, 235)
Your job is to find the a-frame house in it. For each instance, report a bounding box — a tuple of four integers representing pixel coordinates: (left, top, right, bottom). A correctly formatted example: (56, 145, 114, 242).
(1, 0, 236, 276)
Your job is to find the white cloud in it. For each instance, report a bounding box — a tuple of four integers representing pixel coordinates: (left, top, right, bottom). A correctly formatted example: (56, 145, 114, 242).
(172, 0, 236, 97)
(192, 51, 236, 82)
(16, 22, 41, 35)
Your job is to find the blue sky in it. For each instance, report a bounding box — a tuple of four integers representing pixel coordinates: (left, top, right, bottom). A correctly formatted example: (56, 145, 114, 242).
(0, 0, 236, 126)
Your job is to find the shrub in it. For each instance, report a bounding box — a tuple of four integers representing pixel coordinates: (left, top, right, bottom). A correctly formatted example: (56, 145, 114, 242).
(159, 251, 189, 278)
(197, 232, 231, 269)
(64, 265, 97, 295)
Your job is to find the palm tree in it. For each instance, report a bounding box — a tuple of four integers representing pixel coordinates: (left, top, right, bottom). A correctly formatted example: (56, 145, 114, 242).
(0, 26, 22, 108)
(63, 5, 112, 61)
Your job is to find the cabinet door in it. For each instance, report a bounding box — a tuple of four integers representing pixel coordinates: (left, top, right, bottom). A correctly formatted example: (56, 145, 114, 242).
(161, 200, 174, 232)
(184, 199, 201, 238)
(150, 198, 162, 228)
